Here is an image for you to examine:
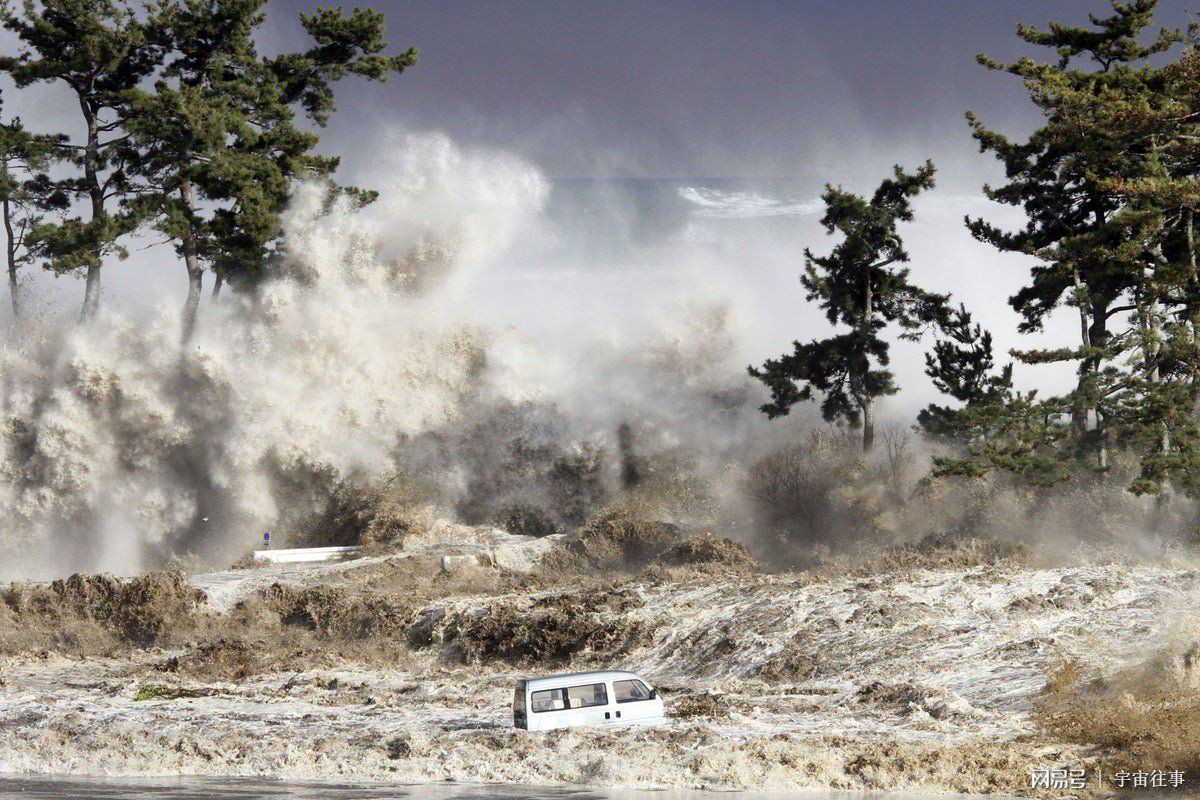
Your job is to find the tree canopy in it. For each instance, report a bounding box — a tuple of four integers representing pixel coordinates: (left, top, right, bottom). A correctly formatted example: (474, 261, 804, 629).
(0, 0, 166, 318)
(123, 0, 416, 340)
(750, 162, 947, 451)
(0, 0, 415, 330)
(0, 94, 67, 316)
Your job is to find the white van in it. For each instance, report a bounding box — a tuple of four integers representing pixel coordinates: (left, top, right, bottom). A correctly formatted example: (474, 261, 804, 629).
(512, 670, 665, 731)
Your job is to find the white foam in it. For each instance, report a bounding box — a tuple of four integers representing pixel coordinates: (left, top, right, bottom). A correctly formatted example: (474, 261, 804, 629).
(0, 562, 1190, 790)
(0, 134, 779, 579)
(678, 186, 822, 219)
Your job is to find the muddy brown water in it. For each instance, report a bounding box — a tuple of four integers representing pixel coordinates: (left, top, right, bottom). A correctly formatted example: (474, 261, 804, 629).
(0, 778, 1011, 799)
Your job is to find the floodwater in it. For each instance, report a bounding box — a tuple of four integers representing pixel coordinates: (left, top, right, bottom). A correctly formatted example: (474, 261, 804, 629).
(0, 778, 1007, 800)
(3, 563, 1184, 795)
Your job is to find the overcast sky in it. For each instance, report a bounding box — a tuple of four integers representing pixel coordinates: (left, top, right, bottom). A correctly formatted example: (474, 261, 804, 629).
(264, 0, 1200, 182)
(9, 1, 1197, 184)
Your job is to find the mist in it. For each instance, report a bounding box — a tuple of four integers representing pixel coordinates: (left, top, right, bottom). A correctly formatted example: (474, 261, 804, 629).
(0, 133, 801, 578)
(3, 104, 1119, 581)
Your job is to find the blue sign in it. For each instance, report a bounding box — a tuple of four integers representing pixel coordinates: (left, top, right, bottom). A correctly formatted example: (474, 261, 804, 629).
(263, 531, 271, 548)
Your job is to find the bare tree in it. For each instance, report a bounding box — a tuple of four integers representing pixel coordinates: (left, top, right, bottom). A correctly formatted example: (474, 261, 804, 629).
(880, 425, 914, 503)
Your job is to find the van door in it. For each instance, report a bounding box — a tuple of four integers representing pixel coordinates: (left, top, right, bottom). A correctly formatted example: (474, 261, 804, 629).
(565, 682, 612, 727)
(612, 678, 662, 724)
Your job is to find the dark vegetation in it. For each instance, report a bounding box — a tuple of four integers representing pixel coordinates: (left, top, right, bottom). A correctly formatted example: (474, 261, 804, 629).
(749, 0, 1200, 536)
(0, 0, 415, 335)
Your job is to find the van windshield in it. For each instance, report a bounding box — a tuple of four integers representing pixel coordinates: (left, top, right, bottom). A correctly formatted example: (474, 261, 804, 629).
(513, 686, 525, 713)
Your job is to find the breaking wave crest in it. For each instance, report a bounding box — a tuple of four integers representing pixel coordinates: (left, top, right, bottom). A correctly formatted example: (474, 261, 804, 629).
(678, 186, 822, 219)
(0, 134, 771, 578)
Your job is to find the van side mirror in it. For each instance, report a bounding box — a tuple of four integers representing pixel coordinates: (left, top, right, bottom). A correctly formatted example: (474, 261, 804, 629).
(649, 689, 658, 699)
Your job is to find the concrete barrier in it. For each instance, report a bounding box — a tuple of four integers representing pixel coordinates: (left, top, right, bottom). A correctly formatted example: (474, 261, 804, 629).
(252, 546, 362, 564)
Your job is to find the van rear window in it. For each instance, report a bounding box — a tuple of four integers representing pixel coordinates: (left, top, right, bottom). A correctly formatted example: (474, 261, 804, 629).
(614, 679, 650, 703)
(530, 688, 567, 712)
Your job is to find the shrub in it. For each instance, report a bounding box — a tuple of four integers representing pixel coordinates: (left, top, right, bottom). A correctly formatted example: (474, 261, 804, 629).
(745, 430, 892, 549)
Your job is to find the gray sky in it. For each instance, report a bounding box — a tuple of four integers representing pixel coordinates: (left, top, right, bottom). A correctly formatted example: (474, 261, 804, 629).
(9, 1, 1197, 186)
(271, 0, 1199, 182)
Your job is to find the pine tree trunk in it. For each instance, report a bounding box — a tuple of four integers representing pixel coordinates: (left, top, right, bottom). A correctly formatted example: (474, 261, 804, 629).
(79, 97, 105, 322)
(1072, 265, 1108, 468)
(859, 268, 874, 453)
(179, 179, 204, 343)
(1082, 205, 1114, 470)
(211, 272, 223, 299)
(1146, 241, 1169, 456)
(1188, 210, 1200, 417)
(861, 400, 875, 453)
(3, 189, 18, 319)
(1071, 266, 1091, 428)
(80, 265, 101, 320)
(1088, 302, 1109, 470)
(1073, 266, 1090, 359)
(181, 261, 203, 343)
(1150, 275, 1171, 531)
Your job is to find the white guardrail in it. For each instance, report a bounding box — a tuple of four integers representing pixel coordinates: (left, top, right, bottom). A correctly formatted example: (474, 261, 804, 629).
(252, 545, 362, 564)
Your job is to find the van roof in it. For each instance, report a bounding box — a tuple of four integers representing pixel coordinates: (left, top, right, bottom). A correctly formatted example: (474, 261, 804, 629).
(519, 669, 644, 686)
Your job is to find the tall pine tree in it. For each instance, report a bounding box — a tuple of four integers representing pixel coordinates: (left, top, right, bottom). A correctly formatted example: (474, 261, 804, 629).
(966, 0, 1186, 470)
(0, 96, 67, 317)
(0, 0, 165, 319)
(945, 0, 1200, 504)
(125, 0, 416, 341)
(1061, 26, 1200, 496)
(750, 162, 947, 451)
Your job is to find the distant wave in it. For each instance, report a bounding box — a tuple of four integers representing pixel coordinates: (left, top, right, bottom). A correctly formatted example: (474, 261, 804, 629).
(678, 186, 822, 219)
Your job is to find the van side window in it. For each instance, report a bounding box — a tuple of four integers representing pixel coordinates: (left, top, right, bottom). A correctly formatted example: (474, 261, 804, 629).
(614, 679, 650, 703)
(530, 688, 567, 712)
(566, 682, 608, 709)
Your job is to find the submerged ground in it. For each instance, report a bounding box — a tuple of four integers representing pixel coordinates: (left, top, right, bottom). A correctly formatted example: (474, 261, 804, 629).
(0, 521, 1196, 797)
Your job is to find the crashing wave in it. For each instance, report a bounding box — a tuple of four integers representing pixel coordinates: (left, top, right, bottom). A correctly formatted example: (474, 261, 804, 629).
(678, 186, 821, 219)
(0, 134, 771, 579)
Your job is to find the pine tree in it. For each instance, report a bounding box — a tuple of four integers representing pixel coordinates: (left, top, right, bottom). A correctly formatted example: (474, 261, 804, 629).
(966, 0, 1186, 471)
(750, 162, 947, 452)
(1062, 30, 1200, 496)
(0, 0, 165, 319)
(949, 1, 1200, 503)
(0, 97, 67, 318)
(125, 0, 416, 341)
(918, 304, 1013, 438)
